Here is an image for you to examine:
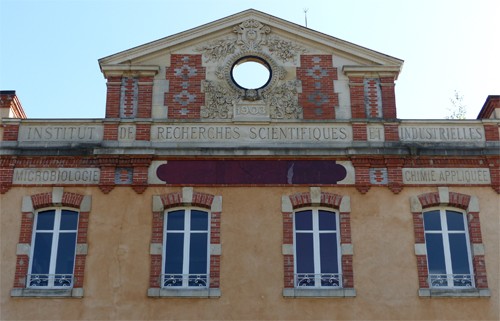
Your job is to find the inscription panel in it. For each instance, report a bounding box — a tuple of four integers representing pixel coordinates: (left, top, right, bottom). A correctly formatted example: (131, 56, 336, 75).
(402, 168, 490, 185)
(151, 124, 352, 143)
(399, 124, 484, 142)
(18, 125, 103, 142)
(13, 168, 100, 185)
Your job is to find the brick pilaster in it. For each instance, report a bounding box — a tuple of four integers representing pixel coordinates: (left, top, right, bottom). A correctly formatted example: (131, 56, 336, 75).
(105, 76, 121, 118)
(380, 77, 397, 119)
(297, 55, 338, 120)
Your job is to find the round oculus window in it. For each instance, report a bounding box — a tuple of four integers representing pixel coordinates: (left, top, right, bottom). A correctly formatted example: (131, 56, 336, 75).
(231, 56, 272, 90)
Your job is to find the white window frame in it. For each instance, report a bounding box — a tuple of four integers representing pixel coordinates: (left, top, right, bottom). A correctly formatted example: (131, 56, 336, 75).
(293, 207, 342, 288)
(162, 208, 211, 288)
(423, 207, 475, 288)
(28, 208, 79, 289)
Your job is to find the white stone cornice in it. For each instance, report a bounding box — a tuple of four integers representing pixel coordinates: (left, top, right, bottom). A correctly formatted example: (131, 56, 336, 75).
(100, 64, 160, 78)
(342, 65, 402, 79)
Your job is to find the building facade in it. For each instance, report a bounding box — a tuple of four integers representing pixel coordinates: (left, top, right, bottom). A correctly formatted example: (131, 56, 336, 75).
(1, 9, 499, 320)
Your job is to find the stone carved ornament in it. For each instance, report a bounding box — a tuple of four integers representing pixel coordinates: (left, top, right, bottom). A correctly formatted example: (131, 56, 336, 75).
(196, 19, 306, 120)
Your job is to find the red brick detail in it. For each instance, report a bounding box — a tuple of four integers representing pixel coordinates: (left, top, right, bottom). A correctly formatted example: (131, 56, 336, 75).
(483, 123, 499, 141)
(283, 254, 294, 288)
(380, 77, 397, 119)
(137, 77, 154, 118)
(448, 192, 471, 210)
(135, 124, 150, 141)
(19, 212, 34, 243)
(61, 192, 84, 208)
(0, 157, 15, 194)
(31, 192, 52, 209)
(105, 76, 121, 118)
(339, 212, 351, 244)
(77, 212, 89, 244)
(320, 192, 343, 208)
(349, 77, 365, 118)
(132, 166, 148, 194)
(121, 77, 138, 118)
(151, 212, 164, 243)
(192, 192, 215, 209)
(365, 79, 381, 118)
(351, 158, 371, 194)
(210, 211, 221, 244)
(2, 124, 19, 141)
(297, 55, 338, 120)
(13, 255, 29, 288)
(342, 255, 354, 288)
(149, 254, 162, 288)
(352, 123, 367, 141)
(384, 123, 399, 141)
(473, 255, 488, 288)
(289, 192, 311, 208)
(468, 212, 483, 244)
(209, 255, 220, 288)
(282, 212, 293, 245)
(160, 192, 182, 209)
(103, 123, 119, 140)
(412, 213, 425, 243)
(418, 192, 440, 208)
(73, 255, 86, 287)
(416, 254, 429, 288)
(386, 157, 404, 194)
(486, 156, 500, 193)
(166, 54, 205, 119)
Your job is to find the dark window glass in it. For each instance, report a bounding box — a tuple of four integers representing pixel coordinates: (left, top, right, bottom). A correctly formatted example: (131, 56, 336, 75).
(296, 233, 314, 273)
(449, 234, 470, 274)
(36, 210, 55, 230)
(425, 233, 446, 274)
(167, 210, 185, 230)
(423, 210, 441, 231)
(319, 211, 336, 230)
(320, 233, 338, 273)
(55, 233, 77, 274)
(446, 211, 465, 231)
(295, 210, 312, 231)
(191, 210, 208, 231)
(164, 234, 184, 274)
(60, 210, 78, 230)
(189, 233, 208, 274)
(31, 233, 53, 274)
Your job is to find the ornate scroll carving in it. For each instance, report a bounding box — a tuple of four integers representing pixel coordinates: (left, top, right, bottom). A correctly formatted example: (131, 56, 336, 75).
(197, 19, 305, 63)
(267, 35, 306, 63)
(266, 81, 302, 119)
(201, 81, 238, 119)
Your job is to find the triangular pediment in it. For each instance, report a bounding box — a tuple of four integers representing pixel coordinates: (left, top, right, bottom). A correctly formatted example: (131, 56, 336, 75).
(99, 9, 403, 68)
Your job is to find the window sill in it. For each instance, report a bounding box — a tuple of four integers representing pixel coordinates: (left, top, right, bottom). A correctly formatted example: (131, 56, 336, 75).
(283, 288, 356, 298)
(10, 287, 83, 298)
(148, 287, 220, 298)
(419, 288, 490, 298)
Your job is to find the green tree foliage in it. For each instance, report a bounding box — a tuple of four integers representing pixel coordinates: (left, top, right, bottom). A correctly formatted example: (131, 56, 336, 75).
(446, 90, 467, 119)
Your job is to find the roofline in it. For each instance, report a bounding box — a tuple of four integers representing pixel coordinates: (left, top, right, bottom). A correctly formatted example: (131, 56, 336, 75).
(98, 9, 403, 68)
(477, 95, 500, 119)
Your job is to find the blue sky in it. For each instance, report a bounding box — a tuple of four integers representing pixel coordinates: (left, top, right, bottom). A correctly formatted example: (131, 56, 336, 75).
(1, 0, 498, 119)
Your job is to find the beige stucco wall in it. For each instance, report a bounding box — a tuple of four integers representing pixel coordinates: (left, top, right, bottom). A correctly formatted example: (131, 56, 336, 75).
(1, 185, 498, 320)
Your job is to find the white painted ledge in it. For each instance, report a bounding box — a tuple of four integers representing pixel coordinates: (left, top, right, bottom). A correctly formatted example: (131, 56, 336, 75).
(283, 287, 356, 298)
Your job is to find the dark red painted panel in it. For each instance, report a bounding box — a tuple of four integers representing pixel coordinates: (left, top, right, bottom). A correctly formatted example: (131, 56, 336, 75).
(156, 160, 346, 185)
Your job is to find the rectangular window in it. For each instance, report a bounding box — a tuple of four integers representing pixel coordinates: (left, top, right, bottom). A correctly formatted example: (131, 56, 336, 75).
(424, 209, 474, 288)
(294, 209, 341, 288)
(28, 209, 79, 288)
(162, 209, 209, 288)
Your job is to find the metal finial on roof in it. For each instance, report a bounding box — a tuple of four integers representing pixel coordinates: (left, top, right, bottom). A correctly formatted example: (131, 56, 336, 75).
(303, 8, 309, 27)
